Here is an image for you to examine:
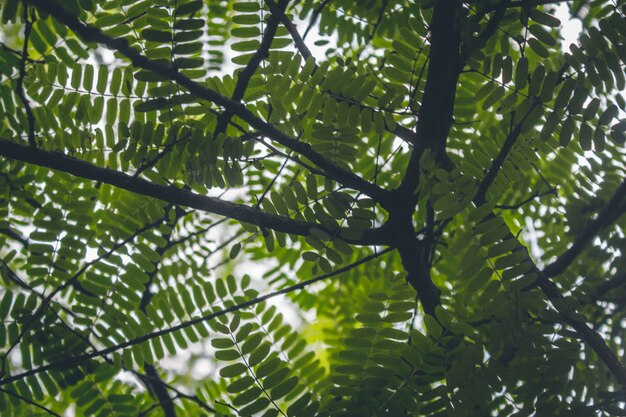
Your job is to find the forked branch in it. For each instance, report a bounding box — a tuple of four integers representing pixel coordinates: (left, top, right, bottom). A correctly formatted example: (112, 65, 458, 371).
(29, 0, 390, 206)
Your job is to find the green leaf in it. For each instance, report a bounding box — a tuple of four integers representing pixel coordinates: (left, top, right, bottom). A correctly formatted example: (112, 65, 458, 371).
(528, 9, 561, 27)
(528, 24, 557, 46)
(175, 0, 203, 15)
(239, 398, 270, 416)
(233, 386, 263, 406)
(233, 14, 260, 25)
(227, 376, 255, 393)
(232, 40, 261, 52)
(233, 2, 260, 12)
(528, 38, 550, 58)
(423, 315, 442, 339)
(248, 343, 271, 366)
(514, 59, 528, 93)
(142, 29, 171, 42)
(220, 363, 248, 378)
(579, 123, 593, 150)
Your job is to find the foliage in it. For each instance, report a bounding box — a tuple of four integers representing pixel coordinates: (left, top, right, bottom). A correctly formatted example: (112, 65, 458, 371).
(0, 0, 625, 416)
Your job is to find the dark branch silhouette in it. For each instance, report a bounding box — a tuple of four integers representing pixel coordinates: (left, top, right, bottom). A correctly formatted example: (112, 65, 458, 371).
(0, 138, 392, 246)
(29, 0, 390, 206)
(544, 179, 626, 278)
(0, 247, 394, 386)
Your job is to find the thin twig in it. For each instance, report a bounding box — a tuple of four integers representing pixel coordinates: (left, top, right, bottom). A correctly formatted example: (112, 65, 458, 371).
(544, 179, 626, 278)
(16, 1, 36, 147)
(593, 272, 626, 300)
(213, 0, 289, 138)
(0, 41, 43, 63)
(133, 132, 191, 178)
(265, 0, 313, 59)
(495, 188, 557, 210)
(0, 387, 62, 417)
(0, 227, 29, 247)
(356, 0, 390, 60)
(303, 0, 331, 40)
(0, 247, 394, 386)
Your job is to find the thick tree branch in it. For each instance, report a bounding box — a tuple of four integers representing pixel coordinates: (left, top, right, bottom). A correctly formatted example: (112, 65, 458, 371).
(0, 247, 393, 386)
(396, 230, 440, 316)
(0, 139, 391, 246)
(399, 0, 462, 195)
(388, 0, 463, 317)
(135, 371, 216, 415)
(544, 179, 626, 278)
(143, 364, 177, 417)
(30, 0, 389, 206)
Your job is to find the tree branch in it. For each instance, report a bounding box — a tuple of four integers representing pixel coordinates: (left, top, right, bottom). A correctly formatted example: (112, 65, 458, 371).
(544, 178, 626, 278)
(388, 0, 463, 315)
(16, 1, 36, 147)
(0, 387, 62, 417)
(398, 0, 462, 195)
(214, 0, 288, 138)
(593, 272, 626, 300)
(136, 209, 182, 417)
(474, 103, 538, 205)
(265, 0, 313, 60)
(29, 0, 390, 206)
(0, 139, 391, 246)
(495, 187, 557, 210)
(0, 227, 28, 247)
(143, 365, 177, 417)
(263, 0, 421, 149)
(0, 247, 393, 386)
(303, 0, 331, 40)
(0, 41, 43, 63)
(396, 229, 440, 316)
(135, 371, 216, 415)
(482, 0, 572, 12)
(0, 259, 30, 292)
(464, 0, 510, 59)
(475, 209, 626, 390)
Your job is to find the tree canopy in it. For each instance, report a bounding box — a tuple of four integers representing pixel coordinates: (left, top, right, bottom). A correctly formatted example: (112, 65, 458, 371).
(0, 0, 625, 415)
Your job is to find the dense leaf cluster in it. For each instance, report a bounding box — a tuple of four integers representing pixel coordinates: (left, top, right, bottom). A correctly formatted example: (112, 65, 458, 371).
(0, 0, 625, 416)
